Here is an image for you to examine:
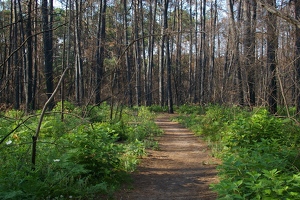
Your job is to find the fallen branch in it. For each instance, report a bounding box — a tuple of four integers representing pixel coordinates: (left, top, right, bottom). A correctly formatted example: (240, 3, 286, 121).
(31, 66, 70, 169)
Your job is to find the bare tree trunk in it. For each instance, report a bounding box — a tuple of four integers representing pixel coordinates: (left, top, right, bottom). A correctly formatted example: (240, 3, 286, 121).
(133, 0, 141, 106)
(208, 0, 217, 102)
(188, 0, 194, 103)
(95, 0, 107, 105)
(193, 1, 199, 103)
(18, 0, 27, 107)
(32, 0, 39, 110)
(123, 0, 133, 107)
(259, 24, 267, 105)
(139, 0, 147, 106)
(295, 0, 300, 115)
(244, 0, 257, 107)
(159, 5, 165, 106)
(221, 32, 232, 103)
(266, 0, 278, 114)
(174, 0, 182, 105)
(257, 0, 300, 28)
(32, 66, 70, 170)
(74, 0, 83, 105)
(26, 0, 33, 111)
(199, 0, 207, 103)
(146, 0, 157, 106)
(228, 0, 243, 105)
(12, 0, 20, 109)
(42, 0, 54, 110)
(164, 0, 173, 113)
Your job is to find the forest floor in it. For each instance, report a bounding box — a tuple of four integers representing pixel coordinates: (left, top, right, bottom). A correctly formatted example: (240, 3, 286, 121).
(112, 113, 220, 200)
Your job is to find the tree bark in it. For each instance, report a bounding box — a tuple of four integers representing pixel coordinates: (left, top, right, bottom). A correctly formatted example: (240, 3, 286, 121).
(42, 0, 54, 110)
(228, 0, 243, 105)
(199, 0, 207, 103)
(145, 0, 157, 106)
(159, 4, 165, 106)
(95, 0, 107, 105)
(133, 0, 142, 106)
(12, 0, 20, 109)
(244, 0, 257, 107)
(266, 0, 278, 114)
(295, 0, 300, 115)
(256, 0, 300, 28)
(164, 0, 173, 113)
(26, 0, 33, 111)
(123, 0, 133, 107)
(33, 0, 38, 110)
(188, 0, 194, 103)
(208, 0, 217, 102)
(174, 0, 182, 105)
(74, 0, 84, 105)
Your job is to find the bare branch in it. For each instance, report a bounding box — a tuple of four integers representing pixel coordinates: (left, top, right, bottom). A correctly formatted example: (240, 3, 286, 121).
(31, 66, 70, 168)
(257, 0, 300, 28)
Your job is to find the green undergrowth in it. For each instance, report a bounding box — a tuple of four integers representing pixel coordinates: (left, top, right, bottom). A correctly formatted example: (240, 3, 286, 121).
(176, 104, 300, 199)
(0, 102, 162, 199)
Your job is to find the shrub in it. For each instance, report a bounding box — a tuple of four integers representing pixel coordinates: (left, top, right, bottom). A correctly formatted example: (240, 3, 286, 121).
(176, 105, 300, 199)
(176, 104, 206, 115)
(222, 109, 300, 149)
(148, 105, 168, 112)
(0, 103, 158, 199)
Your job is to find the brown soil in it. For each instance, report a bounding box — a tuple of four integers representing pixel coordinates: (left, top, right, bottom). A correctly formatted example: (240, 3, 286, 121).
(113, 114, 220, 200)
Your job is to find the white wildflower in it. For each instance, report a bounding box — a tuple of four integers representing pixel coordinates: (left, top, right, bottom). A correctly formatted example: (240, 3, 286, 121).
(69, 196, 73, 199)
(6, 140, 12, 145)
(53, 159, 60, 162)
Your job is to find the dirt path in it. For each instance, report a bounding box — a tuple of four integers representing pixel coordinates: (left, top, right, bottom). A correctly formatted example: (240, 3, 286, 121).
(114, 114, 220, 200)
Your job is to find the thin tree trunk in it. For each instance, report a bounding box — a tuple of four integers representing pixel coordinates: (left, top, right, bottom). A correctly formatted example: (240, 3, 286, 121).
(199, 0, 207, 103)
(221, 32, 232, 103)
(159, 5, 165, 106)
(74, 0, 83, 105)
(26, 0, 33, 111)
(12, 0, 20, 109)
(188, 0, 194, 103)
(32, 0, 38, 110)
(95, 0, 107, 105)
(191, 0, 199, 103)
(146, 0, 157, 106)
(228, 0, 243, 105)
(266, 0, 278, 114)
(139, 0, 147, 106)
(60, 0, 71, 121)
(244, 0, 257, 107)
(134, 0, 141, 106)
(32, 66, 70, 170)
(208, 0, 217, 102)
(18, 0, 27, 107)
(164, 0, 173, 113)
(175, 1, 182, 105)
(123, 0, 133, 107)
(295, 0, 300, 115)
(42, 0, 54, 109)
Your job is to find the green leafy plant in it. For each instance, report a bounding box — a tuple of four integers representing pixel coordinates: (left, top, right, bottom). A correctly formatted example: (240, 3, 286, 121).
(0, 103, 161, 199)
(148, 105, 169, 112)
(176, 105, 300, 199)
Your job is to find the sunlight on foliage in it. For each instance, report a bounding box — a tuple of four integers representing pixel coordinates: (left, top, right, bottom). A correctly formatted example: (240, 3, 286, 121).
(0, 102, 161, 199)
(176, 104, 300, 199)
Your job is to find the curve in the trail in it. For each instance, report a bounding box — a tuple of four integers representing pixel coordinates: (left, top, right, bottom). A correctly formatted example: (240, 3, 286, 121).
(114, 114, 219, 200)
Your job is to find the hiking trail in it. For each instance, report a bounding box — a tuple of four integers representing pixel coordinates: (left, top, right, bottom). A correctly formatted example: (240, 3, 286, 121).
(113, 114, 220, 200)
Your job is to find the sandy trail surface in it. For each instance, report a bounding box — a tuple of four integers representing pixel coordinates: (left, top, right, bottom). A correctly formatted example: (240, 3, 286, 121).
(113, 114, 219, 200)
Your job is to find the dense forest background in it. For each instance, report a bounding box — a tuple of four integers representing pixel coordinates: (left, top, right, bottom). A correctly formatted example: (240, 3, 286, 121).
(2, 1, 300, 199)
(1, 0, 300, 114)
